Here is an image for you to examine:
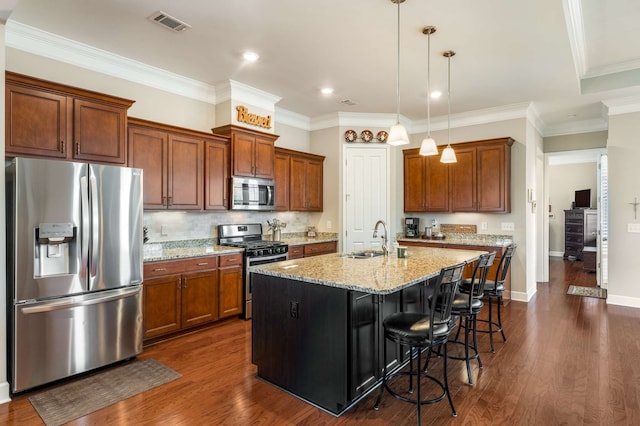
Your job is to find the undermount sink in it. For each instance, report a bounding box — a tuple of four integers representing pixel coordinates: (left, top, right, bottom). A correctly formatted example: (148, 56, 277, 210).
(341, 250, 385, 259)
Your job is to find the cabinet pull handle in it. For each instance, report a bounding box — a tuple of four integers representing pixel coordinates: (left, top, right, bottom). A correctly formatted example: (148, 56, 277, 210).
(197, 262, 209, 266)
(76, 142, 80, 155)
(183, 277, 187, 288)
(60, 140, 65, 153)
(153, 267, 167, 272)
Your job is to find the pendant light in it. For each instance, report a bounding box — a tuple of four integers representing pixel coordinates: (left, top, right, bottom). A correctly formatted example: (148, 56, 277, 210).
(387, 0, 410, 146)
(419, 26, 438, 156)
(440, 50, 457, 163)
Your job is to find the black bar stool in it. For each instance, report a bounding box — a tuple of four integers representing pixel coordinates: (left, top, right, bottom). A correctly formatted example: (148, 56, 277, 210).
(374, 263, 465, 425)
(449, 251, 496, 385)
(475, 244, 516, 352)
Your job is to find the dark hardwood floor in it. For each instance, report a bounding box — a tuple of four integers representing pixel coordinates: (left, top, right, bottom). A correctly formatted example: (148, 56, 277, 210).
(2, 258, 638, 425)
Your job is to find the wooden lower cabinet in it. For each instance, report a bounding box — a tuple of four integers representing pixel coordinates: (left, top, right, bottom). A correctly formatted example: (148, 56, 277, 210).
(303, 241, 337, 257)
(144, 254, 245, 341)
(218, 253, 243, 318)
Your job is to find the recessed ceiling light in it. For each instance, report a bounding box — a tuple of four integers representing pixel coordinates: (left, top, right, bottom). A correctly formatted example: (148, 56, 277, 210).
(243, 51, 259, 62)
(321, 87, 334, 95)
(430, 90, 442, 99)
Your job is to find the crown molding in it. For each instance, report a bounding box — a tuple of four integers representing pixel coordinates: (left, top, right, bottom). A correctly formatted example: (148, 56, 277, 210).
(310, 112, 405, 131)
(5, 21, 217, 103)
(543, 118, 608, 137)
(602, 96, 640, 116)
(215, 79, 281, 112)
(562, 0, 587, 79)
(275, 107, 311, 130)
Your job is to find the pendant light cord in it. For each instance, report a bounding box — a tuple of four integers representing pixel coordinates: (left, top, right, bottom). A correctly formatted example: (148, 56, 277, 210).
(447, 53, 451, 144)
(427, 31, 431, 137)
(396, 0, 401, 123)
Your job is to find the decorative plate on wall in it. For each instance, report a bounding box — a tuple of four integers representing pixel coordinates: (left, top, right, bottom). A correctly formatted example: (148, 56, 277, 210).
(376, 130, 388, 143)
(344, 129, 357, 142)
(361, 130, 374, 142)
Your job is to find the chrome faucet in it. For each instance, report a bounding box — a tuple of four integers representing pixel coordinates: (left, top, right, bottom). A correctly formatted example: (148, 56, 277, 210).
(373, 220, 389, 256)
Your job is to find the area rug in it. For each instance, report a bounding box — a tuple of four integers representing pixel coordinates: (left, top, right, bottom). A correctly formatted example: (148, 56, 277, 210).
(567, 285, 607, 299)
(29, 358, 181, 426)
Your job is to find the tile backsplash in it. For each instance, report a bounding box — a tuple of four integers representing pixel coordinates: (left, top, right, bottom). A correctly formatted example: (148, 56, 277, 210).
(144, 211, 312, 242)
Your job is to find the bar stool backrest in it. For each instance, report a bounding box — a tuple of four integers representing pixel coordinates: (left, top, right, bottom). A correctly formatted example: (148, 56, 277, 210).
(431, 263, 465, 327)
(493, 244, 517, 289)
(467, 251, 496, 299)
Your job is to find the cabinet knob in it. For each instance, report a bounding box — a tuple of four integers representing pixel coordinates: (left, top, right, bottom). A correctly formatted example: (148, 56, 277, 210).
(75, 142, 80, 155)
(60, 140, 65, 153)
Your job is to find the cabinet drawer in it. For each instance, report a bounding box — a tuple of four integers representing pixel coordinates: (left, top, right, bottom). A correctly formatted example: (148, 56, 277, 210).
(144, 256, 218, 278)
(288, 245, 304, 259)
(304, 241, 337, 257)
(219, 253, 243, 267)
(565, 234, 583, 244)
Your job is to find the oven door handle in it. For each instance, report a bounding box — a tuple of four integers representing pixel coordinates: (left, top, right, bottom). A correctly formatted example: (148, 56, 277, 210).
(247, 253, 288, 264)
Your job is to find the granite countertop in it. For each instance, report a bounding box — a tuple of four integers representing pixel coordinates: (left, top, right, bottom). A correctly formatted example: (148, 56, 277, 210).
(143, 239, 243, 262)
(249, 246, 485, 295)
(281, 236, 338, 246)
(398, 233, 513, 248)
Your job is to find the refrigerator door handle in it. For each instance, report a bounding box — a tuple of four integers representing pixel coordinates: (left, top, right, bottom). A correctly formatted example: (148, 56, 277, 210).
(20, 286, 141, 314)
(89, 174, 99, 279)
(80, 175, 90, 279)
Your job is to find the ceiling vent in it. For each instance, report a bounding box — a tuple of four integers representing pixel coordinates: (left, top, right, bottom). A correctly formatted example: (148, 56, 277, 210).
(148, 11, 191, 32)
(339, 99, 358, 106)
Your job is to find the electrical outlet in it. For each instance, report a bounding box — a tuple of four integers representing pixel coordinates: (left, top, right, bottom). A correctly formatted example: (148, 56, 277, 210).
(501, 222, 515, 231)
(628, 223, 640, 233)
(481, 222, 488, 231)
(161, 224, 169, 236)
(327, 220, 332, 229)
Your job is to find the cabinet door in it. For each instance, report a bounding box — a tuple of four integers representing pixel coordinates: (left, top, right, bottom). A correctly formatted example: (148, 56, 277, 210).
(349, 291, 379, 399)
(143, 274, 182, 339)
(205, 140, 229, 210)
(403, 153, 426, 212)
(274, 151, 290, 211)
(305, 158, 323, 211)
(289, 156, 307, 210)
(425, 154, 450, 212)
(128, 126, 168, 209)
(219, 264, 243, 318)
(6, 84, 68, 158)
(477, 143, 508, 212)
(450, 147, 477, 212)
(232, 133, 255, 177)
(181, 270, 219, 328)
(254, 136, 275, 179)
(73, 99, 127, 164)
(168, 134, 203, 210)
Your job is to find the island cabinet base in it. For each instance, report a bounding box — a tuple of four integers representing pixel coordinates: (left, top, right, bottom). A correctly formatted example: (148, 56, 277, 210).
(251, 274, 430, 415)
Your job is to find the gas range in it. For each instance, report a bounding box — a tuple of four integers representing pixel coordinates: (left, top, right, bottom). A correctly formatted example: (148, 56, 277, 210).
(222, 240, 288, 258)
(218, 223, 288, 258)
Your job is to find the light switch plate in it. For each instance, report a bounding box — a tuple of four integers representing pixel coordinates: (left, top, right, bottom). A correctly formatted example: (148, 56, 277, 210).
(628, 223, 640, 233)
(501, 222, 515, 231)
(161, 224, 169, 236)
(481, 222, 488, 231)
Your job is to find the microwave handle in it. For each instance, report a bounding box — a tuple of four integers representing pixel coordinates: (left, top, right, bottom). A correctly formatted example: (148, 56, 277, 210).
(267, 185, 273, 206)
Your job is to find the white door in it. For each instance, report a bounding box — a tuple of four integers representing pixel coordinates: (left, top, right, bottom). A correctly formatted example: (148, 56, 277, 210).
(344, 146, 389, 253)
(597, 153, 609, 289)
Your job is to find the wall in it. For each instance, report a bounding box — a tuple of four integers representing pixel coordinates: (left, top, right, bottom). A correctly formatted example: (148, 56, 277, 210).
(547, 162, 597, 255)
(310, 127, 341, 244)
(7, 48, 216, 131)
(606, 111, 640, 307)
(0, 22, 9, 403)
(544, 131, 607, 152)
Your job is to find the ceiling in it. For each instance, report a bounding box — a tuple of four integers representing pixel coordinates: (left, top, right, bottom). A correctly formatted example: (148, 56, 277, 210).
(6, 0, 640, 136)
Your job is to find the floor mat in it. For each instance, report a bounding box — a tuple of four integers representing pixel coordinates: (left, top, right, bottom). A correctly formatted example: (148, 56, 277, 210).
(29, 358, 181, 426)
(567, 285, 607, 299)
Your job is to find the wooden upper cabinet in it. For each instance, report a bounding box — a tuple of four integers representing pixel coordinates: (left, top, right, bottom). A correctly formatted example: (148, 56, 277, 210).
(5, 72, 133, 164)
(289, 150, 324, 212)
(212, 125, 278, 179)
(205, 138, 230, 210)
(403, 137, 513, 214)
(450, 147, 477, 212)
(274, 149, 291, 211)
(128, 118, 221, 211)
(403, 149, 450, 212)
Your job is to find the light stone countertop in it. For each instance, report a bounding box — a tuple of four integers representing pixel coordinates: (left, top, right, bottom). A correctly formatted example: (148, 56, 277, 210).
(398, 234, 513, 248)
(281, 236, 338, 246)
(143, 239, 243, 262)
(249, 246, 486, 295)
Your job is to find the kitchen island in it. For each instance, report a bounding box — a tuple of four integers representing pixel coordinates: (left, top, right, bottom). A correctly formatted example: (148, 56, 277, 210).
(250, 246, 485, 415)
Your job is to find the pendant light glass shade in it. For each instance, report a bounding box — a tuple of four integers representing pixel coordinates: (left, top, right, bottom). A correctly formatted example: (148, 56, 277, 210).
(420, 26, 438, 156)
(440, 50, 457, 164)
(419, 137, 438, 155)
(387, 0, 409, 146)
(388, 123, 410, 146)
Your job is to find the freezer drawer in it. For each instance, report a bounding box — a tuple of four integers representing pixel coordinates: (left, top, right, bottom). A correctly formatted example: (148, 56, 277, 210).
(11, 286, 143, 393)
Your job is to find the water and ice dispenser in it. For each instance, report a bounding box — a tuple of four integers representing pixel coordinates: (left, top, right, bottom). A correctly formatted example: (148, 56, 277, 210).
(34, 223, 77, 277)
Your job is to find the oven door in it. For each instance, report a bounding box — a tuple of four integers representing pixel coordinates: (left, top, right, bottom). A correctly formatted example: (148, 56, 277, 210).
(245, 252, 288, 319)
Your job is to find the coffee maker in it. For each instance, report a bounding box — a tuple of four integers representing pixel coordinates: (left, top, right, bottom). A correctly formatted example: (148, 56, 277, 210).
(404, 217, 420, 238)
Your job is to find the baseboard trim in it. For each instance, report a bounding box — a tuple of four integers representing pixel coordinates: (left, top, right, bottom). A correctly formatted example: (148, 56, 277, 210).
(549, 251, 564, 258)
(0, 381, 11, 405)
(606, 294, 640, 308)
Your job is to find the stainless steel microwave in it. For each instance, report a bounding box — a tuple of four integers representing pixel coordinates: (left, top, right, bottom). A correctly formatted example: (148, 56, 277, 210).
(231, 176, 275, 210)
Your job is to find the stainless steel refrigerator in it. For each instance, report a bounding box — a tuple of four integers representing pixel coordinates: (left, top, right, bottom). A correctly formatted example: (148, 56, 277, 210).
(6, 157, 144, 393)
